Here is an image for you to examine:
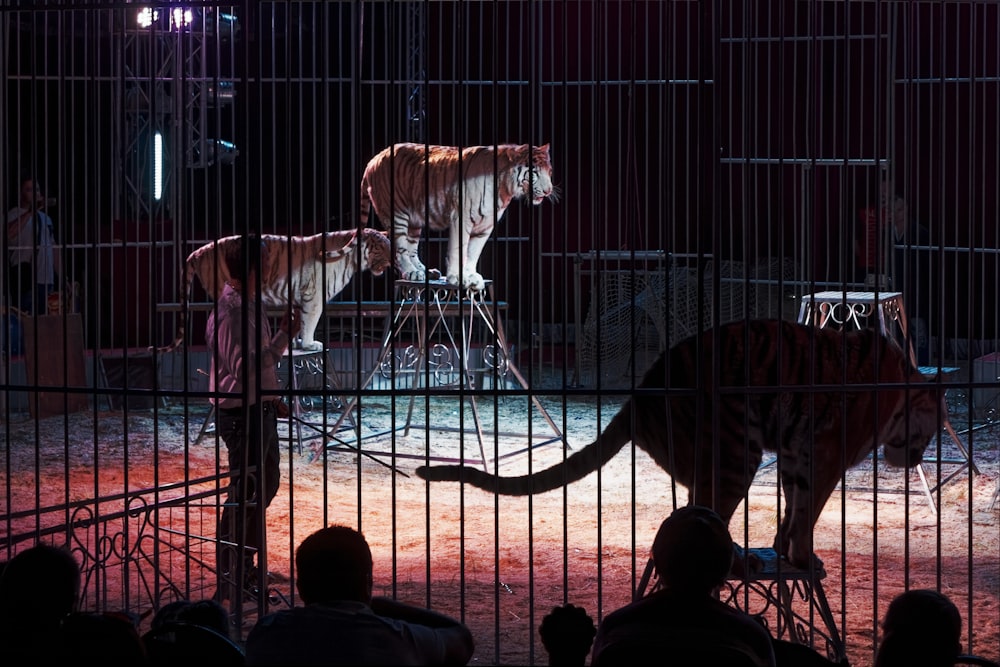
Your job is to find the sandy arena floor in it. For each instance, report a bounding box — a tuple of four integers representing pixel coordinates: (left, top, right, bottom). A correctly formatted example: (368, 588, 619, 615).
(2, 368, 999, 666)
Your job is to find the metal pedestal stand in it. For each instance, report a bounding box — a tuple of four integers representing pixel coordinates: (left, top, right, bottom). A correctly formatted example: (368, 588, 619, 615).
(321, 279, 566, 470)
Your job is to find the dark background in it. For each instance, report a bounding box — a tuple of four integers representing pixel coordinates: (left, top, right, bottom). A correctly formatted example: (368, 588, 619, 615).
(3, 2, 996, 350)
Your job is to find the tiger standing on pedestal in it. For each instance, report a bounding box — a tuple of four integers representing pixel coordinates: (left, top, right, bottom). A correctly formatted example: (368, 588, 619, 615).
(158, 228, 392, 353)
(416, 319, 946, 570)
(360, 142, 558, 291)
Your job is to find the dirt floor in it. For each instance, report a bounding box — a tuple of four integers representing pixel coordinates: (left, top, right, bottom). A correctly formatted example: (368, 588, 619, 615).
(2, 368, 999, 666)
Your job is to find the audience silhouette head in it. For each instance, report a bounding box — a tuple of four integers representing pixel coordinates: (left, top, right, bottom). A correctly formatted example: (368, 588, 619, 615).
(875, 588, 962, 667)
(539, 603, 596, 666)
(294, 524, 374, 604)
(651, 504, 734, 593)
(0, 543, 83, 664)
(244, 524, 474, 665)
(590, 505, 778, 667)
(882, 588, 961, 639)
(0, 542, 80, 624)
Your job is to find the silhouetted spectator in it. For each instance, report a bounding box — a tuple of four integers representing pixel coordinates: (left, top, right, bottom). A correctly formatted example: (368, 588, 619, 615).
(0, 542, 79, 618)
(6, 173, 60, 314)
(0, 542, 81, 664)
(875, 589, 962, 667)
(59, 610, 150, 666)
(590, 505, 777, 666)
(245, 524, 475, 665)
(539, 603, 596, 666)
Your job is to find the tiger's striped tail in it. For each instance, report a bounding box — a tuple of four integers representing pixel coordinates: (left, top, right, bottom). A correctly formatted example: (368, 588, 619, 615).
(413, 408, 633, 495)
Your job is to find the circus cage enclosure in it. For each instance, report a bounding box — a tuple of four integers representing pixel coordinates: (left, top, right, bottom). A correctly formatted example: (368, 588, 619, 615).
(2, 3, 1000, 666)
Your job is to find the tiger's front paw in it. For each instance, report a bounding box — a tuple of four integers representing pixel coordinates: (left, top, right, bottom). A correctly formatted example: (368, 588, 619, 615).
(396, 250, 430, 282)
(402, 268, 443, 283)
(450, 270, 485, 291)
(403, 268, 427, 282)
(298, 339, 324, 352)
(781, 538, 824, 574)
(786, 550, 825, 575)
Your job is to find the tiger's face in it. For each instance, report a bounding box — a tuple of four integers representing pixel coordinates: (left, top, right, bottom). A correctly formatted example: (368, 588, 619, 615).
(361, 228, 392, 276)
(880, 385, 946, 468)
(519, 144, 558, 204)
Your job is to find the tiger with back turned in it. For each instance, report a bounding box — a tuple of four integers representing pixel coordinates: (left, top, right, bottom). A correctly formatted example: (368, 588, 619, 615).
(360, 142, 558, 291)
(416, 319, 945, 570)
(158, 228, 392, 353)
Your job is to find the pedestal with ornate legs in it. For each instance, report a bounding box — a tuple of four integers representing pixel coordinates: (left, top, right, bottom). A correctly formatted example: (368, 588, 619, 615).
(193, 347, 352, 454)
(276, 347, 355, 455)
(322, 280, 566, 470)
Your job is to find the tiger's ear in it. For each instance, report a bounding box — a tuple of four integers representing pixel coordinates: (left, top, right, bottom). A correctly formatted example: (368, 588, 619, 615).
(320, 230, 358, 261)
(360, 227, 389, 240)
(321, 242, 356, 262)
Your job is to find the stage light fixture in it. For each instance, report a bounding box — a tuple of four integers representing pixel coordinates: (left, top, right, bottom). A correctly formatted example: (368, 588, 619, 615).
(190, 138, 239, 168)
(152, 131, 164, 201)
(206, 80, 236, 106)
(136, 6, 195, 32)
(213, 139, 239, 166)
(204, 9, 240, 39)
(136, 8, 158, 29)
(169, 7, 194, 31)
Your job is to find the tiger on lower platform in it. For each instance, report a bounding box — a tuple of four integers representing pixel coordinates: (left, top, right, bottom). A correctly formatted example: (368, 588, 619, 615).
(158, 228, 392, 353)
(416, 319, 946, 570)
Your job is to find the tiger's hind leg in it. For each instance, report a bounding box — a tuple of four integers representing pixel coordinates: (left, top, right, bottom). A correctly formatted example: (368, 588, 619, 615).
(725, 446, 766, 577)
(776, 461, 840, 571)
(703, 443, 764, 526)
(687, 442, 764, 575)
